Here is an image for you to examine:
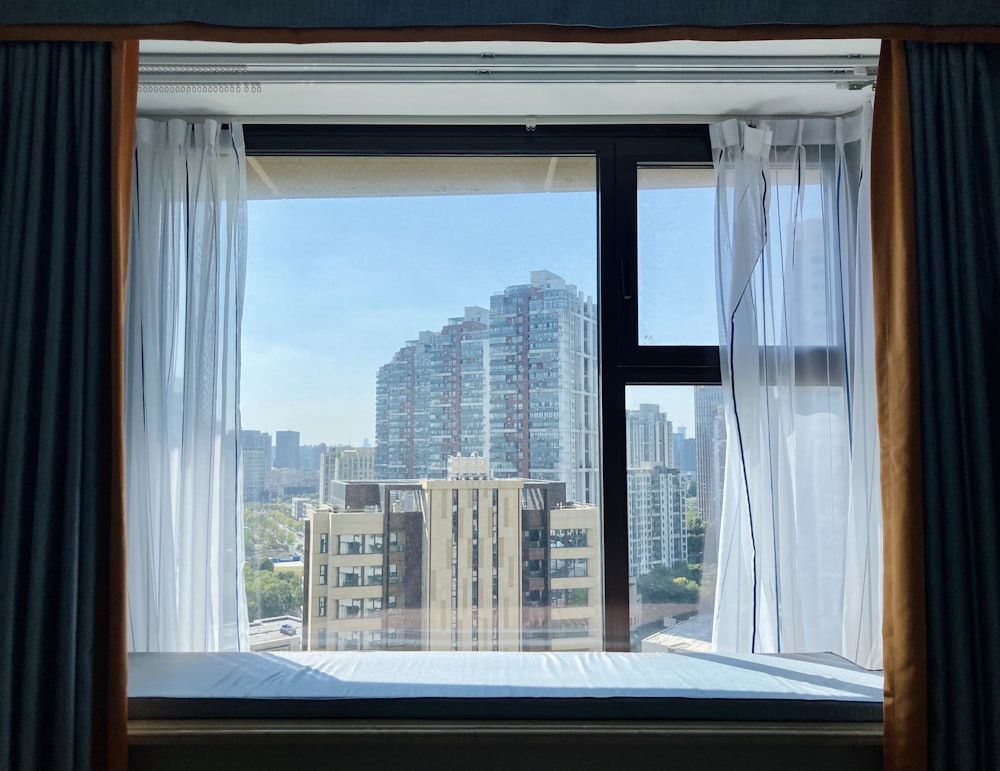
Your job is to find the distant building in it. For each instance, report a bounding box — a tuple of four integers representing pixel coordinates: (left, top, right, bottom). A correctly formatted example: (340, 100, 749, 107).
(374, 271, 599, 505)
(695, 386, 727, 526)
(319, 446, 376, 505)
(488, 271, 598, 505)
(300, 443, 327, 473)
(375, 306, 489, 481)
(626, 465, 687, 576)
(274, 430, 301, 470)
(303, 475, 601, 652)
(626, 403, 673, 468)
(672, 426, 697, 475)
(624, 403, 687, 576)
(241, 429, 271, 501)
(290, 497, 311, 521)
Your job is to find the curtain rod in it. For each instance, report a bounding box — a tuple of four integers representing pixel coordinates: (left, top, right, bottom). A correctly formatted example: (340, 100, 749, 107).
(139, 52, 877, 89)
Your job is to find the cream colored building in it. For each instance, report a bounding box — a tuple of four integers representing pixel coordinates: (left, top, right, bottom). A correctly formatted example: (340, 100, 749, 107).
(318, 446, 376, 505)
(303, 475, 601, 653)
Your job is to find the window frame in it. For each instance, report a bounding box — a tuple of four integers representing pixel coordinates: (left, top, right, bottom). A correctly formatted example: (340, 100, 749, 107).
(242, 123, 719, 651)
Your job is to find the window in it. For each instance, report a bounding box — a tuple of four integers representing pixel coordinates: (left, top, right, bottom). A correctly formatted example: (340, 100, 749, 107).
(319, 533, 328, 554)
(338, 598, 362, 619)
(127, 48, 883, 763)
(239, 126, 711, 653)
(550, 558, 587, 578)
(338, 535, 362, 555)
(238, 124, 873, 660)
(318, 564, 327, 585)
(551, 588, 589, 607)
(550, 528, 587, 548)
(338, 567, 361, 588)
(318, 596, 327, 617)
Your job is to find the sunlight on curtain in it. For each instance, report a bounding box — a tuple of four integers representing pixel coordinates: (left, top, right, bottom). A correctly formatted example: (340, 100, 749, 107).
(710, 106, 882, 669)
(125, 118, 248, 652)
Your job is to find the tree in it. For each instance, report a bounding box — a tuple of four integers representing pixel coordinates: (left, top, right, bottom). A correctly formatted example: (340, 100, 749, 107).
(244, 565, 302, 620)
(258, 557, 275, 572)
(637, 564, 699, 604)
(686, 511, 705, 565)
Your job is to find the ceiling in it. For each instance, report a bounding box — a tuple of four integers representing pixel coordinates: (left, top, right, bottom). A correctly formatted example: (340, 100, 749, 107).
(137, 39, 879, 123)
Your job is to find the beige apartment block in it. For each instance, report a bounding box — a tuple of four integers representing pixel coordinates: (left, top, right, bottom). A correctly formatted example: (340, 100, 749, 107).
(304, 476, 602, 653)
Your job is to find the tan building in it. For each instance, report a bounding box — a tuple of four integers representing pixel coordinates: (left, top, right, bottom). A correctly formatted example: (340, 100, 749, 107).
(304, 474, 601, 652)
(318, 446, 376, 505)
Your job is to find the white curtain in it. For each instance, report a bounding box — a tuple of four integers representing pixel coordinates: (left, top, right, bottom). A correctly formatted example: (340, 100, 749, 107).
(710, 105, 882, 669)
(125, 118, 248, 652)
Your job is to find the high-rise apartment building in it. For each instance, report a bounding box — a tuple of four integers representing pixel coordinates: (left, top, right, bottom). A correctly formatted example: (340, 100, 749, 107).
(318, 446, 376, 505)
(488, 271, 598, 504)
(303, 470, 601, 652)
(375, 272, 598, 505)
(274, 430, 301, 470)
(672, 427, 697, 474)
(694, 386, 727, 526)
(625, 403, 687, 576)
(375, 307, 489, 480)
(626, 465, 688, 576)
(240, 429, 271, 502)
(626, 403, 673, 468)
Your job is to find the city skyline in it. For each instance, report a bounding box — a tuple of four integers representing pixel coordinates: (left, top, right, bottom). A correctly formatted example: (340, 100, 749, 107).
(242, 176, 716, 446)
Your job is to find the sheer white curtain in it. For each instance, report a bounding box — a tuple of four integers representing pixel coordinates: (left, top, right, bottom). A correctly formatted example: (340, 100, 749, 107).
(125, 118, 248, 652)
(710, 105, 882, 669)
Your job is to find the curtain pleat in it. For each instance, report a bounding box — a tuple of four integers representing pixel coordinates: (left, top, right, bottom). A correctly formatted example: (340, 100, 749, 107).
(869, 40, 928, 771)
(126, 118, 248, 653)
(0, 41, 119, 771)
(905, 41, 1000, 771)
(710, 111, 882, 668)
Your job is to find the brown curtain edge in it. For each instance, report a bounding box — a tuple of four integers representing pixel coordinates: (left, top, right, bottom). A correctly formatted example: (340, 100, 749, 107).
(95, 39, 138, 771)
(870, 40, 927, 771)
(1, 21, 1000, 44)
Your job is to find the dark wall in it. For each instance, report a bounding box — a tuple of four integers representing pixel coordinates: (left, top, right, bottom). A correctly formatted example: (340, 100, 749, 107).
(8, 1, 1000, 28)
(130, 728, 882, 771)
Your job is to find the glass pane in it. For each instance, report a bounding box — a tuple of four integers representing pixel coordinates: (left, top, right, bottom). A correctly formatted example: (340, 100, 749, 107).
(241, 155, 602, 653)
(637, 167, 717, 346)
(625, 385, 724, 652)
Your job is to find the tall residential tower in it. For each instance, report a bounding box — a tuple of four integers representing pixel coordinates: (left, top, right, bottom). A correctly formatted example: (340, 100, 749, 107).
(375, 272, 598, 505)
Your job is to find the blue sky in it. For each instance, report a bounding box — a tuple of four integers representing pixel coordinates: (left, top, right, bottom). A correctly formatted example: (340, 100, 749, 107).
(242, 179, 716, 447)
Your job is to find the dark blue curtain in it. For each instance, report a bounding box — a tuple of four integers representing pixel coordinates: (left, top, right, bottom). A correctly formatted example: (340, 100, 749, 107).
(906, 41, 1000, 771)
(5, 0, 1000, 29)
(0, 41, 113, 771)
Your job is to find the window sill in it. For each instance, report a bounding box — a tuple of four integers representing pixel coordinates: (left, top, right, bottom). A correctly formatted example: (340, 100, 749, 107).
(128, 650, 882, 722)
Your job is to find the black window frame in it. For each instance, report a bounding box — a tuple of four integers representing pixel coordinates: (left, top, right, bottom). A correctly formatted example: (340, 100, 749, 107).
(243, 123, 719, 652)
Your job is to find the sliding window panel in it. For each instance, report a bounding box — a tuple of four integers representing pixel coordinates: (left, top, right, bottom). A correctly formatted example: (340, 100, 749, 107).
(625, 386, 722, 652)
(637, 167, 717, 347)
(242, 154, 602, 653)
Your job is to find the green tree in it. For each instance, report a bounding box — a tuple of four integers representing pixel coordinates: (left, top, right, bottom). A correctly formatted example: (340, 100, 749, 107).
(637, 564, 700, 604)
(244, 565, 302, 621)
(258, 557, 275, 572)
(686, 511, 705, 565)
